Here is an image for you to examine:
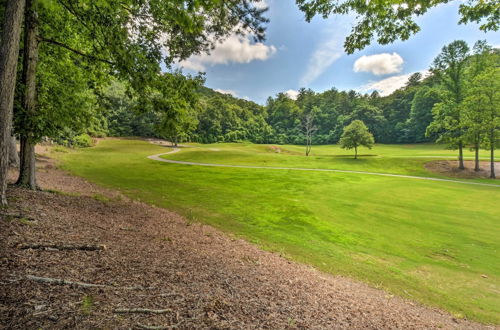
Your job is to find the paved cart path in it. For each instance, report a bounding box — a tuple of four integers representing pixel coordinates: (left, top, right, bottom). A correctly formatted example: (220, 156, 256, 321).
(148, 148, 500, 188)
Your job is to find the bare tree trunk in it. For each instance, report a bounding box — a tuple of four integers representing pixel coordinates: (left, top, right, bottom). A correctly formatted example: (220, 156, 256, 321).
(8, 135, 19, 167)
(16, 0, 39, 190)
(474, 136, 480, 172)
(0, 0, 26, 206)
(458, 141, 465, 170)
(16, 136, 37, 188)
(354, 146, 358, 159)
(490, 130, 496, 179)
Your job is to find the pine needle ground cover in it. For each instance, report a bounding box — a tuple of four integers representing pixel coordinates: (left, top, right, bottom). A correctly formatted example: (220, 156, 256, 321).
(55, 139, 499, 324)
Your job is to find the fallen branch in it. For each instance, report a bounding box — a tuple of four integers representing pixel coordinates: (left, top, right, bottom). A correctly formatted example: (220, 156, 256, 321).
(114, 308, 172, 314)
(18, 243, 106, 251)
(25, 275, 154, 290)
(26, 275, 107, 288)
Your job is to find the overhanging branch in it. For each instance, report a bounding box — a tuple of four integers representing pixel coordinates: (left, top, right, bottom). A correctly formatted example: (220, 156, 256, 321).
(39, 36, 115, 65)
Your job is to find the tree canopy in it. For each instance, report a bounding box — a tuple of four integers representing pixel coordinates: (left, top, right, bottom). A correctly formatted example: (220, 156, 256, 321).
(339, 120, 374, 159)
(295, 0, 499, 53)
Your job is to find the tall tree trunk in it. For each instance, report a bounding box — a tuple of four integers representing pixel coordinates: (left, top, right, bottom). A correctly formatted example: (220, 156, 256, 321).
(474, 136, 480, 172)
(458, 141, 465, 170)
(8, 135, 19, 168)
(490, 129, 496, 179)
(16, 0, 39, 189)
(17, 136, 36, 187)
(0, 0, 26, 206)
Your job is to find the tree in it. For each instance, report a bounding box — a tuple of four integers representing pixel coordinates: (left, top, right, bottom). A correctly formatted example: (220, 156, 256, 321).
(406, 86, 440, 143)
(0, 0, 25, 205)
(301, 107, 318, 156)
(462, 68, 500, 178)
(462, 41, 496, 171)
(16, 0, 40, 189)
(150, 72, 203, 146)
(427, 40, 470, 170)
(296, 0, 499, 53)
(339, 120, 374, 159)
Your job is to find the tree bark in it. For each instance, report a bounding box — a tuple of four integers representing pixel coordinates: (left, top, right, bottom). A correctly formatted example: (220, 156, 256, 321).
(458, 141, 465, 170)
(0, 0, 26, 206)
(16, 0, 39, 190)
(354, 146, 358, 159)
(474, 137, 480, 172)
(490, 130, 496, 179)
(16, 136, 37, 188)
(8, 135, 19, 168)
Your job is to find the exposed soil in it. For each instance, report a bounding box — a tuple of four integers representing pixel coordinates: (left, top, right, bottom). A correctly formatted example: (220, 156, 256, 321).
(425, 160, 499, 180)
(0, 151, 495, 329)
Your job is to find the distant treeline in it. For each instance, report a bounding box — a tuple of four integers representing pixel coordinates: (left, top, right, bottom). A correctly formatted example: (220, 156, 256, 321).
(99, 71, 438, 145)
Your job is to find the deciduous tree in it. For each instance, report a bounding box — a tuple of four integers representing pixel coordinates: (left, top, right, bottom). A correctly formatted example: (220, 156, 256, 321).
(462, 68, 500, 178)
(427, 40, 470, 170)
(0, 0, 25, 205)
(339, 120, 374, 159)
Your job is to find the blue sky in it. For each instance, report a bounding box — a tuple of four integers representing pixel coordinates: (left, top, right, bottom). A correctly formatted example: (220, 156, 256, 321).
(180, 0, 500, 104)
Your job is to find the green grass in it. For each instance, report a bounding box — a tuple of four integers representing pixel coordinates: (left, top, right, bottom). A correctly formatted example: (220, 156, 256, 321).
(54, 139, 500, 324)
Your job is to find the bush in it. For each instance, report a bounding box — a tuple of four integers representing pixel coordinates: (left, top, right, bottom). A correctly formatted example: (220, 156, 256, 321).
(72, 134, 95, 148)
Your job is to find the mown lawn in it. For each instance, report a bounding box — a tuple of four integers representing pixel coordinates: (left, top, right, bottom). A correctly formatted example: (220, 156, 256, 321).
(54, 139, 499, 324)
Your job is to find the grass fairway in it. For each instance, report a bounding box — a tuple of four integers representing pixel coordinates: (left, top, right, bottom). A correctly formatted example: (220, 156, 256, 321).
(54, 139, 499, 324)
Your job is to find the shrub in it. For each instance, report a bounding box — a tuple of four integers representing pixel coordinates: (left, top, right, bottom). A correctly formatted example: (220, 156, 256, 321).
(72, 134, 95, 148)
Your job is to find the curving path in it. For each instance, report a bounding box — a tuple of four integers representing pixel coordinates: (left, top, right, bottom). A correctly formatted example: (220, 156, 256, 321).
(147, 148, 500, 188)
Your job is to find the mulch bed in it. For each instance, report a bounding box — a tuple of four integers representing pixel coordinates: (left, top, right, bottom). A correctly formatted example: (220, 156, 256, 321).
(425, 160, 499, 180)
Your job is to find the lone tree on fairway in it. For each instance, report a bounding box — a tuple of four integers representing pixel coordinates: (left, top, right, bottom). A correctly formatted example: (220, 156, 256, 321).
(340, 120, 374, 159)
(302, 107, 318, 156)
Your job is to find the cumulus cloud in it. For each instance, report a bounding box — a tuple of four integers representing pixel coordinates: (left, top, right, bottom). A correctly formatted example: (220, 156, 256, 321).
(284, 89, 299, 100)
(179, 34, 276, 71)
(353, 52, 404, 75)
(359, 70, 429, 96)
(214, 88, 238, 97)
(253, 0, 268, 10)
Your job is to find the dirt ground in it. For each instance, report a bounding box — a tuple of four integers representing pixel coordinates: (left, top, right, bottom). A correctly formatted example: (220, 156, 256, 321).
(425, 160, 499, 180)
(0, 152, 495, 329)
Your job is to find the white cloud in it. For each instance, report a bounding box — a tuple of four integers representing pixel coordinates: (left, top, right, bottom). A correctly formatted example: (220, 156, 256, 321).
(353, 52, 404, 75)
(180, 34, 276, 71)
(284, 89, 299, 100)
(359, 70, 429, 96)
(253, 0, 268, 10)
(214, 88, 238, 97)
(300, 39, 343, 86)
(300, 17, 351, 86)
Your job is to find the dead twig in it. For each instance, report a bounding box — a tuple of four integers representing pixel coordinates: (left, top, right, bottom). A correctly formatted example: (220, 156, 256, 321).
(18, 243, 106, 251)
(114, 308, 172, 314)
(25, 275, 154, 290)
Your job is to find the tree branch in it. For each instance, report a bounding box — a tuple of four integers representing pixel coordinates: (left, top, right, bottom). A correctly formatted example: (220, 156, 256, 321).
(38, 36, 115, 65)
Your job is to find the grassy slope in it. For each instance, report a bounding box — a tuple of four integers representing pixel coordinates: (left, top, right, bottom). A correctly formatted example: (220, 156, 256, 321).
(54, 139, 500, 324)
